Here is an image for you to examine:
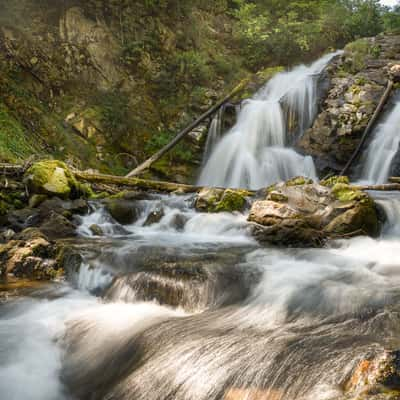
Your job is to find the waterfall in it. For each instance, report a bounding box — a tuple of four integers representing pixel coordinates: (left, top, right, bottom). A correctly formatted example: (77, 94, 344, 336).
(198, 52, 340, 189)
(203, 106, 224, 163)
(359, 101, 400, 184)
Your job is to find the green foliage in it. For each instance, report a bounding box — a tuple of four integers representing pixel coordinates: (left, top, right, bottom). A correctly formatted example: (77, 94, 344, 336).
(96, 91, 131, 143)
(383, 4, 400, 33)
(0, 103, 38, 162)
(145, 131, 193, 163)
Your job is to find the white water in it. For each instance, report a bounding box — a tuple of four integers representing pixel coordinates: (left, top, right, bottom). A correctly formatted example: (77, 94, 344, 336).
(360, 102, 400, 184)
(198, 52, 340, 189)
(1, 192, 400, 400)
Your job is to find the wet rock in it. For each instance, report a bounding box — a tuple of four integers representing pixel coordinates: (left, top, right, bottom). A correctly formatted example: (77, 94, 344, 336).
(0, 237, 61, 279)
(143, 207, 165, 226)
(89, 224, 104, 236)
(6, 208, 41, 231)
(345, 350, 400, 397)
(104, 199, 138, 225)
(39, 212, 77, 239)
(170, 214, 188, 231)
(195, 187, 224, 211)
(248, 177, 379, 246)
(195, 188, 250, 212)
(29, 194, 48, 208)
(14, 227, 48, 241)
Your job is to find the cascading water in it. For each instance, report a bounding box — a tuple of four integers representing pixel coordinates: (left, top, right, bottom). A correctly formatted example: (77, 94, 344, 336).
(1, 189, 400, 400)
(198, 52, 340, 189)
(359, 101, 400, 184)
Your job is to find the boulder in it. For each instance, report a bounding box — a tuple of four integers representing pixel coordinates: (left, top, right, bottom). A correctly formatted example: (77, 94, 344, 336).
(195, 188, 250, 212)
(0, 236, 61, 280)
(143, 207, 165, 226)
(248, 177, 380, 247)
(104, 199, 138, 225)
(89, 224, 104, 236)
(39, 212, 77, 239)
(24, 160, 85, 199)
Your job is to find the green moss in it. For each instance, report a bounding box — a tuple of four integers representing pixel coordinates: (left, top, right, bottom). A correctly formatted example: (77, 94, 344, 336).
(286, 176, 313, 186)
(320, 175, 350, 187)
(268, 192, 289, 202)
(331, 183, 372, 205)
(26, 160, 91, 199)
(214, 189, 247, 212)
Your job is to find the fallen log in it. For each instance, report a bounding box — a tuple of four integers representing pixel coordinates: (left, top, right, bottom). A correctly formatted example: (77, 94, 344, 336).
(352, 183, 400, 191)
(0, 163, 25, 176)
(340, 79, 394, 176)
(125, 78, 250, 178)
(389, 177, 400, 183)
(75, 170, 206, 193)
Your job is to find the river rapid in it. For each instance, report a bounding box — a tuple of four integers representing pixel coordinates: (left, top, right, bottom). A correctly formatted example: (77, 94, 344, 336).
(0, 192, 399, 400)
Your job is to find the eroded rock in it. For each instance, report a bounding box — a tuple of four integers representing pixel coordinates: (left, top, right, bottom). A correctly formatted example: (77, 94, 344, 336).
(248, 177, 380, 246)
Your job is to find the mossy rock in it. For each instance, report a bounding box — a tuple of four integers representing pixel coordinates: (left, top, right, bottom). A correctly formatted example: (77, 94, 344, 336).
(195, 188, 250, 213)
(286, 176, 313, 186)
(25, 160, 90, 199)
(320, 175, 350, 187)
(331, 183, 372, 205)
(215, 189, 247, 212)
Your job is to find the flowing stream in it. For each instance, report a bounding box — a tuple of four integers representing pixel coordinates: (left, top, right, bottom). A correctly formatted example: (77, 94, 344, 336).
(1, 53, 400, 400)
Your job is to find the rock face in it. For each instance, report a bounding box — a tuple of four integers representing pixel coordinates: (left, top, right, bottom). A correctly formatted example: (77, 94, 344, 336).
(298, 35, 400, 174)
(248, 177, 380, 247)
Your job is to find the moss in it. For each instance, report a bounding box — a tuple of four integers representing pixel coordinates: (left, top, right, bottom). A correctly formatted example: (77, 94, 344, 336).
(268, 192, 289, 202)
(331, 183, 372, 206)
(214, 189, 247, 212)
(320, 175, 350, 187)
(286, 176, 313, 186)
(26, 160, 91, 199)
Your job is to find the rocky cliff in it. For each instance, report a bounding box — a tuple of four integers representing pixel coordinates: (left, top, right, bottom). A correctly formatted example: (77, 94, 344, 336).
(298, 35, 400, 176)
(0, 0, 254, 181)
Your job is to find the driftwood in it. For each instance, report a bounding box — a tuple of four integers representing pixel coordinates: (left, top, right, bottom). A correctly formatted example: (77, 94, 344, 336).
(125, 78, 250, 178)
(352, 183, 400, 191)
(340, 79, 394, 176)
